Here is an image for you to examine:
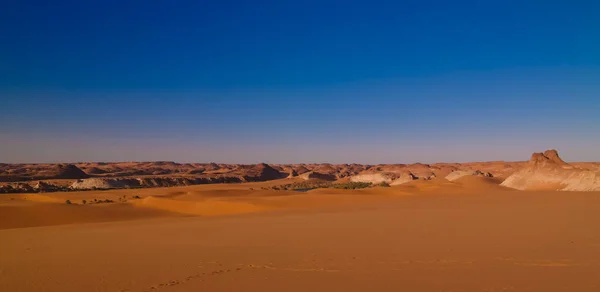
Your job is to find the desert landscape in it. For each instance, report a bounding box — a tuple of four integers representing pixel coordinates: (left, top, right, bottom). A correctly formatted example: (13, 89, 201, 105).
(4, 1, 596, 290)
(2, 150, 600, 291)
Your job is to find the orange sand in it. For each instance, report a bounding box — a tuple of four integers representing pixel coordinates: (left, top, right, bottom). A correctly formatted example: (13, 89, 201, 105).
(2, 179, 600, 291)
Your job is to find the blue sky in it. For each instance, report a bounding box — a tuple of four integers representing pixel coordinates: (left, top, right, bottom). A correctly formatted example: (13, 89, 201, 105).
(1, 0, 599, 163)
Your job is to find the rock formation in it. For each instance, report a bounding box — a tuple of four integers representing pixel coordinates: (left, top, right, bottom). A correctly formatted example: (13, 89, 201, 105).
(70, 176, 246, 190)
(82, 167, 107, 175)
(299, 171, 337, 181)
(287, 169, 298, 178)
(239, 163, 285, 181)
(2, 153, 598, 193)
(186, 168, 205, 175)
(292, 165, 311, 175)
(350, 171, 416, 185)
(501, 150, 600, 191)
(445, 170, 492, 181)
(71, 178, 135, 189)
(33, 181, 59, 192)
(40, 164, 90, 179)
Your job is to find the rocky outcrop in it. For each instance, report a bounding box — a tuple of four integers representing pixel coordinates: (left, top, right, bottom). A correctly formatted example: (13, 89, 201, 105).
(203, 163, 221, 171)
(0, 181, 65, 193)
(420, 173, 436, 180)
(539, 149, 573, 168)
(71, 178, 135, 189)
(0, 159, 582, 184)
(0, 185, 16, 193)
(310, 164, 338, 176)
(83, 167, 107, 175)
(287, 169, 298, 178)
(2, 154, 598, 192)
(292, 165, 311, 175)
(336, 164, 367, 178)
(38, 164, 90, 180)
(33, 181, 60, 192)
(238, 163, 285, 182)
(186, 168, 205, 175)
(350, 171, 416, 185)
(70, 176, 246, 190)
(501, 150, 600, 191)
(390, 172, 418, 185)
(445, 170, 492, 181)
(299, 171, 337, 181)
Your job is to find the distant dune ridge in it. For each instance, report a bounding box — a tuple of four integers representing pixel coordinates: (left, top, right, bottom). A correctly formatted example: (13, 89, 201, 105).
(1, 149, 599, 193)
(501, 149, 600, 191)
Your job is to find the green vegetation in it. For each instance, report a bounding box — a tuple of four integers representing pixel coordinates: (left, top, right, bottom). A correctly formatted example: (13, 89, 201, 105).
(262, 181, 331, 191)
(263, 181, 374, 191)
(329, 182, 372, 189)
(298, 182, 332, 189)
(85, 198, 115, 204)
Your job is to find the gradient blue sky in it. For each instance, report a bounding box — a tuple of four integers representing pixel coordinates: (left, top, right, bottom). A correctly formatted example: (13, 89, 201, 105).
(1, 0, 599, 163)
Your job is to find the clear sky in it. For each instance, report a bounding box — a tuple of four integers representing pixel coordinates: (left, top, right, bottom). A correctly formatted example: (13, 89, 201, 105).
(1, 0, 599, 164)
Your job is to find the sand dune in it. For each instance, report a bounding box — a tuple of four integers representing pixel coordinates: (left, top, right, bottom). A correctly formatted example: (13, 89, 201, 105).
(452, 175, 508, 189)
(2, 183, 600, 291)
(0, 202, 175, 229)
(131, 196, 267, 216)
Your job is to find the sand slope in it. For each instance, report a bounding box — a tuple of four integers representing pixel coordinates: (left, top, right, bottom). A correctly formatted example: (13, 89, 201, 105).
(0, 203, 175, 229)
(2, 187, 600, 291)
(131, 196, 267, 216)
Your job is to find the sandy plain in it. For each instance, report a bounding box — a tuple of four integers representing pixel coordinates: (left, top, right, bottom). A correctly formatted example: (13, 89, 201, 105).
(2, 176, 600, 291)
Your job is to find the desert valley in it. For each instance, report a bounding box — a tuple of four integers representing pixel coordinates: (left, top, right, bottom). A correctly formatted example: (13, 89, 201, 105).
(2, 150, 600, 291)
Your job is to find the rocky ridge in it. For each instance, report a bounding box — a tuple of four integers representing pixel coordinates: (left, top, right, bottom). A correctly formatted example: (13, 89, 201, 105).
(2, 150, 599, 193)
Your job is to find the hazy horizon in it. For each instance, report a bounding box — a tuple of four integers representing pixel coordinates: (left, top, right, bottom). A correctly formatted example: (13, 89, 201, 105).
(2, 1, 599, 163)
